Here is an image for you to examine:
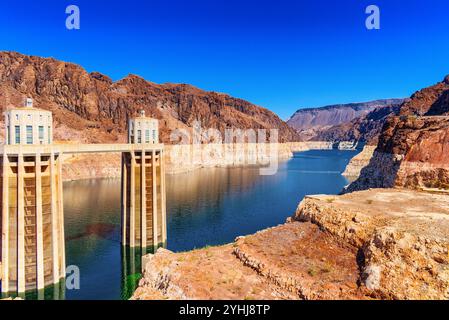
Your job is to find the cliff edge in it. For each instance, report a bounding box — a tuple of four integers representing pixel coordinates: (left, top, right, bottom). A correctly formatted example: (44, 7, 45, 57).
(133, 189, 449, 300)
(346, 76, 449, 192)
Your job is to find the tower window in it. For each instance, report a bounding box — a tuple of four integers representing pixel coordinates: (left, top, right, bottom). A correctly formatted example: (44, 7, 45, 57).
(137, 130, 142, 143)
(39, 126, 44, 141)
(145, 130, 150, 143)
(26, 126, 33, 144)
(15, 126, 20, 144)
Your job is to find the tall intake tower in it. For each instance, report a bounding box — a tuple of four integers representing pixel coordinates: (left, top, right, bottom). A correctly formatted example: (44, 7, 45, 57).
(1, 99, 65, 294)
(121, 110, 166, 252)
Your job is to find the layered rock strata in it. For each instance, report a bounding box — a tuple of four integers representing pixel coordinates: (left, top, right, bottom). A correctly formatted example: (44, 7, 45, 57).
(342, 145, 376, 179)
(133, 189, 449, 300)
(346, 76, 449, 192)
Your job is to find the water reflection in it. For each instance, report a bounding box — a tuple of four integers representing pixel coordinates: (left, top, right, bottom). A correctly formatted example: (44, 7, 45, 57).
(67, 223, 118, 242)
(120, 247, 142, 300)
(2, 281, 66, 300)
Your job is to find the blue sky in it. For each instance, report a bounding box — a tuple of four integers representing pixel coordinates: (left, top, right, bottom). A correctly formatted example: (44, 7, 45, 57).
(1, 0, 449, 119)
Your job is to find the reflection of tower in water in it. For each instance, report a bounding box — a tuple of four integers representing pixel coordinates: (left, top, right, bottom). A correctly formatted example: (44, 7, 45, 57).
(121, 246, 151, 300)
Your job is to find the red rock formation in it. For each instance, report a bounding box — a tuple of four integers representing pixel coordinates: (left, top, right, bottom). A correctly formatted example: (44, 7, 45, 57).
(347, 76, 449, 191)
(0, 51, 299, 144)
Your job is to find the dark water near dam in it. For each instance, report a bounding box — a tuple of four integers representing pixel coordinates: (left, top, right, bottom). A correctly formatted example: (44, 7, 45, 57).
(58, 149, 357, 299)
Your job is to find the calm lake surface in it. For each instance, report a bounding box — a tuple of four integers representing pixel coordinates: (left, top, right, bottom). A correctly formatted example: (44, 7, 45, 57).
(62, 149, 358, 300)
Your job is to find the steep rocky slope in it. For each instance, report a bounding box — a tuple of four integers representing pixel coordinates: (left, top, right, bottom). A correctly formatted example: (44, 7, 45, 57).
(0, 51, 299, 144)
(287, 99, 404, 140)
(346, 76, 449, 192)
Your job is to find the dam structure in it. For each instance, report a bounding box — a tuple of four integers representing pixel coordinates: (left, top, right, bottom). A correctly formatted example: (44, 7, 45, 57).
(0, 100, 166, 296)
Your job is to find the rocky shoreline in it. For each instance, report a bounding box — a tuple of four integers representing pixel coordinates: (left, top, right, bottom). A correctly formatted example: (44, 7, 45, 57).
(60, 141, 333, 181)
(133, 188, 449, 300)
(342, 145, 376, 179)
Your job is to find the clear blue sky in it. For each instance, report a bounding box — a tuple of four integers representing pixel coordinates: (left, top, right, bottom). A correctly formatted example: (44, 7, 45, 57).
(1, 0, 449, 119)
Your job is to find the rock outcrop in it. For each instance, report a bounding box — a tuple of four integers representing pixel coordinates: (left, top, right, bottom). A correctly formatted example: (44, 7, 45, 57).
(294, 189, 449, 299)
(134, 222, 371, 300)
(133, 188, 449, 300)
(342, 145, 376, 179)
(346, 76, 449, 192)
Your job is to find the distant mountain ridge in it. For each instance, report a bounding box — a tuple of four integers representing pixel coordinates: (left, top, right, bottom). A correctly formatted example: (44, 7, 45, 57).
(312, 103, 404, 145)
(287, 99, 406, 141)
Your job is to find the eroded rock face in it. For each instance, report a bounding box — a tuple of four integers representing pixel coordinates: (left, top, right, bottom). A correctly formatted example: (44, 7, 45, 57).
(133, 222, 371, 300)
(294, 189, 449, 300)
(342, 145, 376, 179)
(347, 76, 449, 191)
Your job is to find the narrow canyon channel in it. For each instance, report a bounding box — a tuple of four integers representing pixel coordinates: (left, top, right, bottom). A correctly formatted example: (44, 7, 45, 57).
(32, 149, 360, 300)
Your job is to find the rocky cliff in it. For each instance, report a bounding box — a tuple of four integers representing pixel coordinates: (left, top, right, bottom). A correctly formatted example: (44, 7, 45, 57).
(287, 99, 404, 141)
(342, 145, 376, 178)
(0, 51, 299, 145)
(133, 188, 449, 300)
(346, 76, 449, 192)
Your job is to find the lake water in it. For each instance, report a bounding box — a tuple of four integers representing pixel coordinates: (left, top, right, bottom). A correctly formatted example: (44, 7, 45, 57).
(58, 149, 358, 299)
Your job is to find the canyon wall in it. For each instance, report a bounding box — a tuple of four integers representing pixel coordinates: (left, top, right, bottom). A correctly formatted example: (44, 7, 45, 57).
(346, 76, 449, 192)
(164, 143, 298, 174)
(313, 103, 402, 145)
(0, 51, 299, 145)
